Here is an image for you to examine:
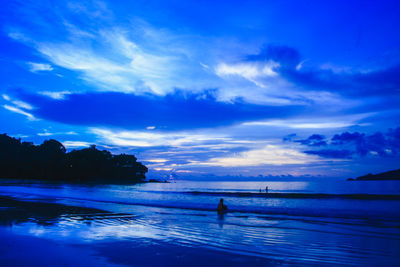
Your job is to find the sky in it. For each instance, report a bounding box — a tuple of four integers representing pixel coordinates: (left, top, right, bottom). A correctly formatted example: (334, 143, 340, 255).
(0, 0, 399, 179)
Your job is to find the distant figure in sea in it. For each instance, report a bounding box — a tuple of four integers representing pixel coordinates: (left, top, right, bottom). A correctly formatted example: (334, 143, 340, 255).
(265, 186, 268, 193)
(217, 198, 228, 214)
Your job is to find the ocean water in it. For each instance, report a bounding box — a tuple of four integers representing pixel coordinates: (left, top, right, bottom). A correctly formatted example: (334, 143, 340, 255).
(1, 179, 400, 266)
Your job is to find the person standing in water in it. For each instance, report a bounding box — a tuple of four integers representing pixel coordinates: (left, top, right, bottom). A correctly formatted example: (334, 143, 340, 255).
(217, 198, 228, 214)
(265, 186, 268, 193)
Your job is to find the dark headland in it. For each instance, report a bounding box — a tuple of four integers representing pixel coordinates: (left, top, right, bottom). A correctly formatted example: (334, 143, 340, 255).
(0, 133, 148, 184)
(347, 169, 400, 181)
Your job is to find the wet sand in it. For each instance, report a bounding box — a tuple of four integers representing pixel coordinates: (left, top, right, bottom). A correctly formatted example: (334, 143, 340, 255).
(0, 196, 283, 267)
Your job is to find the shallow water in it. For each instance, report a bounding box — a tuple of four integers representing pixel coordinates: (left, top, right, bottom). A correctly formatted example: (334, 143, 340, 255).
(1, 179, 400, 266)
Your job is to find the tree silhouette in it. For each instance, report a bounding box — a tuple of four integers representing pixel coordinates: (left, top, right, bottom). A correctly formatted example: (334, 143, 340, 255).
(0, 134, 147, 183)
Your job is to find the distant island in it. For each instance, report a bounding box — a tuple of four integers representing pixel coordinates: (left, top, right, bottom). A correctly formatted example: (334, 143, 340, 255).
(0, 133, 148, 183)
(347, 169, 400, 181)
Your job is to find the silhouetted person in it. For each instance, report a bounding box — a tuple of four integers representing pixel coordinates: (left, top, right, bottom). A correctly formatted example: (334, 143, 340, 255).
(217, 198, 228, 214)
(265, 186, 268, 193)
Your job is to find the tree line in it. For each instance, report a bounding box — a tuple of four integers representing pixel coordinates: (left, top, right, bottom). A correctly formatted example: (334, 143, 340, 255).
(0, 133, 148, 183)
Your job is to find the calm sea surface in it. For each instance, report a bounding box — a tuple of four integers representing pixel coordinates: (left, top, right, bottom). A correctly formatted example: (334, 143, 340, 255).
(1, 179, 400, 266)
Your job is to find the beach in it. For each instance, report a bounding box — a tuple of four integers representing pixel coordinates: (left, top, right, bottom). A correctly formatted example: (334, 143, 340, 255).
(0, 197, 275, 266)
(1, 179, 400, 266)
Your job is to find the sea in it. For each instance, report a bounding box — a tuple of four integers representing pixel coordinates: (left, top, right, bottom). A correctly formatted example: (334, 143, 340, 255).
(0, 178, 399, 266)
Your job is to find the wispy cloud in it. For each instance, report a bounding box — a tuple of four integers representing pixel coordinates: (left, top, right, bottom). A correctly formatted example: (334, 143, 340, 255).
(32, 24, 208, 95)
(38, 91, 72, 100)
(3, 105, 36, 120)
(242, 113, 373, 129)
(37, 131, 77, 137)
(90, 128, 230, 148)
(11, 100, 34, 110)
(2, 94, 36, 120)
(62, 141, 92, 148)
(1, 93, 36, 120)
(215, 61, 279, 87)
(66, 0, 112, 20)
(2, 94, 11, 101)
(27, 62, 53, 73)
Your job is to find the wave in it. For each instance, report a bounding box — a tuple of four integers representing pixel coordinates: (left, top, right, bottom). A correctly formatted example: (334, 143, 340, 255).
(2, 191, 399, 223)
(143, 190, 400, 200)
(1, 187, 400, 222)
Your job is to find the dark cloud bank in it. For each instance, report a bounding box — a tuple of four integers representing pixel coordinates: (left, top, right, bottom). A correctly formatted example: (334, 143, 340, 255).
(289, 127, 400, 159)
(248, 44, 400, 100)
(14, 90, 302, 130)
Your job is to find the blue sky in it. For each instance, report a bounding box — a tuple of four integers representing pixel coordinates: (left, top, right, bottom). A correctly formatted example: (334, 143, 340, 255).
(1, 0, 400, 179)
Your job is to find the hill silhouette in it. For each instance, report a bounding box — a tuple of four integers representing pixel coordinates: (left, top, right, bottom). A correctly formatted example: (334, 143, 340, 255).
(0, 133, 147, 183)
(348, 169, 400, 181)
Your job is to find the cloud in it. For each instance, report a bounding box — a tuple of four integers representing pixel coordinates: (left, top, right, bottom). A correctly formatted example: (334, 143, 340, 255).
(87, 126, 282, 171)
(331, 131, 389, 156)
(246, 45, 301, 69)
(1, 93, 36, 120)
(38, 91, 72, 100)
(90, 128, 230, 148)
(304, 149, 353, 159)
(282, 133, 297, 142)
(296, 60, 307, 71)
(215, 45, 356, 107)
(331, 132, 364, 144)
(27, 62, 53, 73)
(200, 62, 210, 69)
(215, 61, 279, 87)
(227, 44, 400, 111)
(37, 132, 53, 136)
(243, 120, 354, 129)
(282, 58, 400, 99)
(353, 65, 400, 96)
(14, 90, 302, 130)
(62, 141, 92, 148)
(37, 131, 77, 137)
(8, 31, 31, 43)
(144, 159, 168, 163)
(2, 0, 400, 178)
(11, 100, 34, 110)
(242, 112, 373, 129)
(320, 63, 351, 74)
(295, 134, 327, 146)
(297, 127, 400, 158)
(6, 0, 220, 96)
(3, 105, 36, 120)
(19, 21, 211, 96)
(2, 94, 11, 101)
(66, 0, 112, 19)
(6, 0, 400, 113)
(8, 11, 358, 107)
(204, 144, 317, 167)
